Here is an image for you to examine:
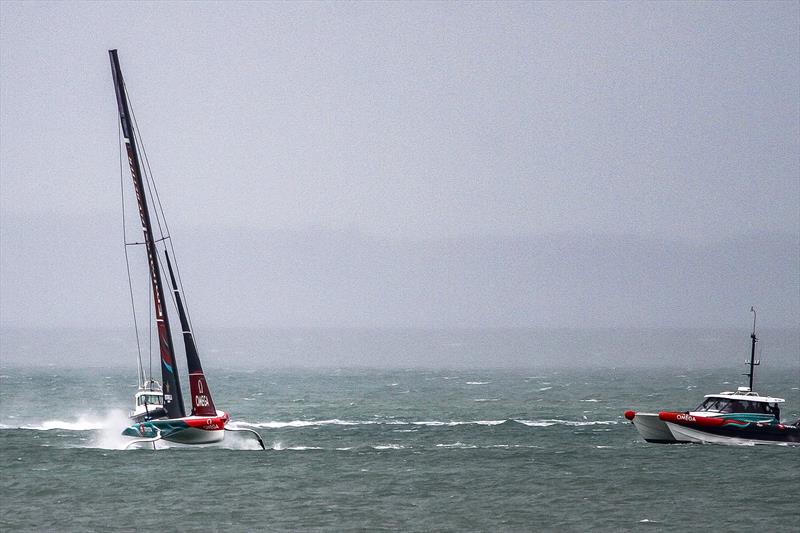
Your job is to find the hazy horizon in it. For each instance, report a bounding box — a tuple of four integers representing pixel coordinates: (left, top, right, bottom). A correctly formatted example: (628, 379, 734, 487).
(2, 325, 798, 370)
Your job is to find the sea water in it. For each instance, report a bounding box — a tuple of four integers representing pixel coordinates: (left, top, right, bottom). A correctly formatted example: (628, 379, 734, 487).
(1, 329, 798, 531)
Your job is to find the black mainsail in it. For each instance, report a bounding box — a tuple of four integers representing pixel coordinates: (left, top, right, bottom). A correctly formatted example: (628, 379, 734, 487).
(109, 49, 186, 419)
(164, 251, 217, 417)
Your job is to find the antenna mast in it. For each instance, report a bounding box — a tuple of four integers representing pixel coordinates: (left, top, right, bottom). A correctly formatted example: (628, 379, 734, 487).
(745, 306, 760, 390)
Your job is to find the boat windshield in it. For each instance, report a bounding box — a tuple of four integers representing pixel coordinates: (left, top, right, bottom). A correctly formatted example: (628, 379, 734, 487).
(695, 398, 726, 412)
(137, 394, 163, 406)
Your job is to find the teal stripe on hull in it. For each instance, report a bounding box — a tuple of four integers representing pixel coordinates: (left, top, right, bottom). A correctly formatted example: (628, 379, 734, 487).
(710, 413, 776, 423)
(123, 419, 189, 439)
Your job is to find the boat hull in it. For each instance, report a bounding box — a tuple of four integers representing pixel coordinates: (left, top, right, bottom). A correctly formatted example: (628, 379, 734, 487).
(659, 412, 800, 446)
(624, 411, 683, 443)
(124, 411, 229, 444)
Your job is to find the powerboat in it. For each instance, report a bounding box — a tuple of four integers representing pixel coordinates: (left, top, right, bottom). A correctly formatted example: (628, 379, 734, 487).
(625, 308, 798, 445)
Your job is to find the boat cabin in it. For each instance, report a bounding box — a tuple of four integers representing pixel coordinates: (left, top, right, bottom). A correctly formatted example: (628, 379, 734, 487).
(691, 387, 784, 421)
(129, 379, 167, 422)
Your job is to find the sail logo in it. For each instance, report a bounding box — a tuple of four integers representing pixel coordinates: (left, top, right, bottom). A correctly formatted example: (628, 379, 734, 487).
(196, 395, 210, 407)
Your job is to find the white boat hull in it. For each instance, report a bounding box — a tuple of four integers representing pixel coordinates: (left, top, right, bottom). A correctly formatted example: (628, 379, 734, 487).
(666, 422, 757, 445)
(663, 421, 799, 446)
(629, 412, 685, 443)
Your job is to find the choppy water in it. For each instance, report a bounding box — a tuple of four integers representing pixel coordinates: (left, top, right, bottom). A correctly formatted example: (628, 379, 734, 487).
(1, 366, 798, 531)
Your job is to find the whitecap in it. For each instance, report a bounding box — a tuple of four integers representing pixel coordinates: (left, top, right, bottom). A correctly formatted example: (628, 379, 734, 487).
(466, 381, 490, 385)
(515, 420, 556, 427)
(242, 418, 415, 428)
(238, 419, 362, 428)
(414, 420, 505, 427)
(23, 415, 109, 431)
(514, 419, 618, 427)
(414, 420, 448, 426)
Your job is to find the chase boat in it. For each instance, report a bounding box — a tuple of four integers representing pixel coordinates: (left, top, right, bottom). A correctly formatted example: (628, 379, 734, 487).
(625, 308, 799, 445)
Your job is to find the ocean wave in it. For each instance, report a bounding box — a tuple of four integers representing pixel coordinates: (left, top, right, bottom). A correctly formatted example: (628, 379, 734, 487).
(415, 420, 507, 426)
(267, 442, 324, 451)
(9, 416, 618, 434)
(236, 418, 617, 429)
(237, 419, 383, 429)
(237, 418, 513, 428)
(514, 419, 618, 427)
(465, 381, 490, 385)
(20, 417, 108, 431)
(486, 444, 541, 449)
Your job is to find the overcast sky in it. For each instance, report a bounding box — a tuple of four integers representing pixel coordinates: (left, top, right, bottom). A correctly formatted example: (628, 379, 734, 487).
(1, 1, 798, 329)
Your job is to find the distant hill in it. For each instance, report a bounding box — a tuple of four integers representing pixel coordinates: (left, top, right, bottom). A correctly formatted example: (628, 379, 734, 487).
(1, 212, 798, 329)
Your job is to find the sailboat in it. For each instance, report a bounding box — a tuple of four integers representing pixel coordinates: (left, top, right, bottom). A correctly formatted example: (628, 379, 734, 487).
(109, 49, 263, 449)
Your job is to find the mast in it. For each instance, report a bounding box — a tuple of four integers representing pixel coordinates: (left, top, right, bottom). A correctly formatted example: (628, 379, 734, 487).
(109, 49, 186, 419)
(164, 250, 217, 416)
(745, 306, 760, 390)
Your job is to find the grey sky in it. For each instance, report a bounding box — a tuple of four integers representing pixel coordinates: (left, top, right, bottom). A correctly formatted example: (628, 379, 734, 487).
(1, 1, 798, 329)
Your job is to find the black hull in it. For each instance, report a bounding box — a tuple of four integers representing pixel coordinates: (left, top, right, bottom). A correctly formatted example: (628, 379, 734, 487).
(690, 423, 800, 444)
